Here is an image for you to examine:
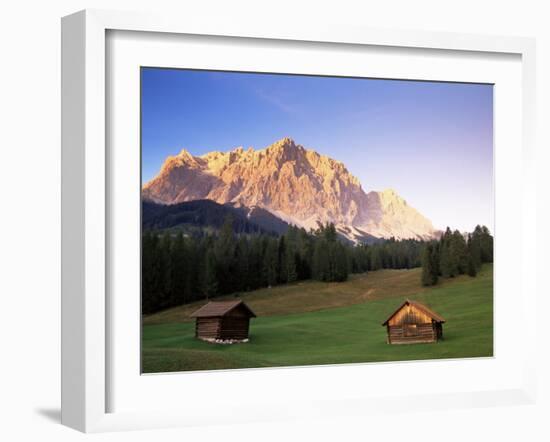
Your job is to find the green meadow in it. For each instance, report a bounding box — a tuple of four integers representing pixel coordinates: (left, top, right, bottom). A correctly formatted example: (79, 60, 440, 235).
(142, 264, 493, 373)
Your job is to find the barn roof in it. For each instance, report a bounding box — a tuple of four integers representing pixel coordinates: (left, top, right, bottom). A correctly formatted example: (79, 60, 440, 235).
(190, 300, 256, 318)
(382, 299, 445, 325)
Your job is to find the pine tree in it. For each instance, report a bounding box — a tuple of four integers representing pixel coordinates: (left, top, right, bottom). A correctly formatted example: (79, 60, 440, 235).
(451, 230, 468, 275)
(158, 232, 173, 309)
(467, 232, 482, 272)
(202, 249, 218, 300)
(235, 237, 250, 292)
(170, 232, 188, 305)
(370, 247, 382, 271)
(430, 242, 440, 278)
(248, 235, 264, 290)
(296, 228, 313, 279)
(287, 252, 298, 283)
(284, 227, 299, 283)
(331, 242, 349, 282)
(214, 215, 237, 293)
(285, 243, 298, 283)
(316, 222, 338, 243)
(142, 231, 160, 314)
(421, 243, 439, 286)
(421, 244, 434, 286)
(312, 239, 330, 281)
(439, 227, 457, 277)
(185, 237, 199, 302)
(263, 238, 279, 287)
(277, 236, 287, 284)
(467, 253, 477, 277)
(479, 225, 494, 263)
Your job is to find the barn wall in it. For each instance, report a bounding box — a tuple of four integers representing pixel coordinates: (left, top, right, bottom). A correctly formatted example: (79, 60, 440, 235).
(388, 304, 433, 326)
(219, 317, 250, 340)
(196, 317, 250, 341)
(196, 317, 221, 339)
(387, 323, 436, 344)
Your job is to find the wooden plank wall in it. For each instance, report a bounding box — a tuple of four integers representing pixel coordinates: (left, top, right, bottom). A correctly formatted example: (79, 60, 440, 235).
(219, 317, 250, 340)
(196, 317, 250, 340)
(196, 317, 221, 339)
(388, 323, 436, 344)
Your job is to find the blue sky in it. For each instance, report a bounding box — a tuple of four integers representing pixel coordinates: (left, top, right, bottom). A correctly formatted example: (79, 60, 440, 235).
(141, 68, 493, 232)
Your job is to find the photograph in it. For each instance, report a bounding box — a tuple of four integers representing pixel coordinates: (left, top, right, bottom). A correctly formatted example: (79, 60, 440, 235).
(140, 68, 494, 374)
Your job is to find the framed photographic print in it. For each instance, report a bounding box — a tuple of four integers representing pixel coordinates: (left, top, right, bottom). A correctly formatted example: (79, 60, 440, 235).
(140, 68, 494, 373)
(61, 9, 537, 433)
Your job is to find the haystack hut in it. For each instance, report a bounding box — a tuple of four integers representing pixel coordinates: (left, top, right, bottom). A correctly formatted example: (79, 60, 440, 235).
(190, 300, 256, 343)
(382, 299, 445, 344)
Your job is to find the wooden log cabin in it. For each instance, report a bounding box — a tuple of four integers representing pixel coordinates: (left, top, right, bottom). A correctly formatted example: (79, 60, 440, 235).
(190, 300, 256, 343)
(382, 299, 445, 344)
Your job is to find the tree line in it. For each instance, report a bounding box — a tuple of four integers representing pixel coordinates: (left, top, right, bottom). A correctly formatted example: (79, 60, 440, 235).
(421, 225, 493, 286)
(142, 217, 426, 314)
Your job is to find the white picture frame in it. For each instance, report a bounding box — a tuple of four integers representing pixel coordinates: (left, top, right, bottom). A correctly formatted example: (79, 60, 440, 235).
(61, 9, 537, 433)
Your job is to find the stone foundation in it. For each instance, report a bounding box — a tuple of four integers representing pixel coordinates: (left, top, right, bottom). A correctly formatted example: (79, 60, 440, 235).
(199, 337, 249, 345)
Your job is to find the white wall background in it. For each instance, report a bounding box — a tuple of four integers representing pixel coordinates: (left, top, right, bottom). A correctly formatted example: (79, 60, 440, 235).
(0, 1, 548, 441)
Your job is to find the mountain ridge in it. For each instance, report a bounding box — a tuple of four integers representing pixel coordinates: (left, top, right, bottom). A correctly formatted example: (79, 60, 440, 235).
(142, 137, 438, 242)
(142, 199, 290, 236)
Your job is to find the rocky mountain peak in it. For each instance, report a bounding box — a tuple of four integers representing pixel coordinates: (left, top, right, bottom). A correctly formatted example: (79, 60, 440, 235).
(159, 148, 199, 173)
(143, 138, 437, 241)
(380, 188, 407, 206)
(264, 137, 304, 161)
(272, 136, 297, 149)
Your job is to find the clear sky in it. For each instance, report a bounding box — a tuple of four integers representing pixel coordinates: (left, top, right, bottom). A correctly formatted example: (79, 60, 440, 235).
(141, 68, 493, 233)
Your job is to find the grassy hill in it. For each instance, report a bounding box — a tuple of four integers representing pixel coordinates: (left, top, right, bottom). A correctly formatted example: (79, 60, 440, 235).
(142, 265, 493, 373)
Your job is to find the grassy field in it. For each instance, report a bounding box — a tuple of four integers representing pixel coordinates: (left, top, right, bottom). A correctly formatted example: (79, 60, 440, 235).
(142, 264, 493, 373)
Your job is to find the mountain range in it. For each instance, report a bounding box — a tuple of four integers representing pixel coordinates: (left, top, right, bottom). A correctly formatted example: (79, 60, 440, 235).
(142, 137, 438, 242)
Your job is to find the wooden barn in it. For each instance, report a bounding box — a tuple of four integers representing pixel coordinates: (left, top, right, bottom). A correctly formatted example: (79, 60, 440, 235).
(190, 300, 256, 343)
(382, 299, 445, 344)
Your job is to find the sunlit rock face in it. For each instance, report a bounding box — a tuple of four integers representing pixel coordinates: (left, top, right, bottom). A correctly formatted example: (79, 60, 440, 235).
(142, 137, 437, 241)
